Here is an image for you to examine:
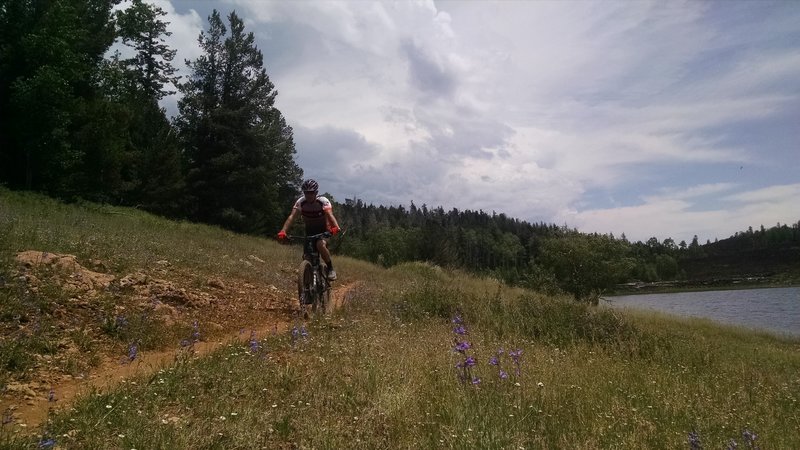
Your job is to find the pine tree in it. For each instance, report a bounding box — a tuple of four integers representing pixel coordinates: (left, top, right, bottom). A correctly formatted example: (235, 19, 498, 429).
(0, 0, 118, 197)
(108, 0, 184, 214)
(177, 10, 302, 233)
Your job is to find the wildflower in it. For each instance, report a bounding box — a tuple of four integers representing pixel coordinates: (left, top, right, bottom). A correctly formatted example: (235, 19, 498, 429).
(115, 316, 128, 329)
(300, 326, 309, 337)
(687, 431, 702, 450)
(453, 341, 471, 353)
(248, 331, 259, 353)
(450, 314, 479, 386)
(291, 325, 300, 341)
(741, 430, 759, 450)
(180, 339, 191, 348)
(128, 343, 138, 362)
(191, 320, 200, 342)
(499, 370, 509, 380)
(489, 356, 499, 366)
(726, 439, 738, 450)
(37, 438, 56, 449)
(509, 349, 522, 376)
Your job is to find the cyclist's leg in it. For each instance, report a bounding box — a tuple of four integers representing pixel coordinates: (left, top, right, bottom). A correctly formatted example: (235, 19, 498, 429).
(316, 238, 332, 266)
(316, 239, 336, 280)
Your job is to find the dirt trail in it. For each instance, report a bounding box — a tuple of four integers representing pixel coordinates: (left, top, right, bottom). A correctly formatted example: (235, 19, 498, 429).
(1, 276, 361, 431)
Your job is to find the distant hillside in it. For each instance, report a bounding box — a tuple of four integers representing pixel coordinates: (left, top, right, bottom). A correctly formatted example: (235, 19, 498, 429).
(681, 246, 800, 282)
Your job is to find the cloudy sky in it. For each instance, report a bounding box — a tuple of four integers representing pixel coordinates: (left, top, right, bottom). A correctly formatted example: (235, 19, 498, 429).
(137, 0, 798, 244)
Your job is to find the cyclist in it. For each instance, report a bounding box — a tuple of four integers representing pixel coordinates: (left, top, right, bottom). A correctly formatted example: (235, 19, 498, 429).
(277, 179, 341, 280)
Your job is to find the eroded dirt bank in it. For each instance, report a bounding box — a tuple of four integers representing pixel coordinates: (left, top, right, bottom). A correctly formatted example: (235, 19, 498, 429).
(1, 250, 360, 430)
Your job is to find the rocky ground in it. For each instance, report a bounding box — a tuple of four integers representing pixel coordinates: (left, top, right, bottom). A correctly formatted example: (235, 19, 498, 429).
(1, 250, 353, 430)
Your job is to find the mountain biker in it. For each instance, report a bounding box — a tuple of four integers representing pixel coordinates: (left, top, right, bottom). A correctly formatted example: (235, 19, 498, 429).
(277, 179, 341, 280)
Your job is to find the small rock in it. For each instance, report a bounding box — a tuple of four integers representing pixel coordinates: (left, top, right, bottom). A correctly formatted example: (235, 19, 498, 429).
(207, 278, 225, 290)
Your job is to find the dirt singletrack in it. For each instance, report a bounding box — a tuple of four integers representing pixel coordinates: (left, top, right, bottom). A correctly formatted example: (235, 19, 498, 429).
(1, 251, 362, 431)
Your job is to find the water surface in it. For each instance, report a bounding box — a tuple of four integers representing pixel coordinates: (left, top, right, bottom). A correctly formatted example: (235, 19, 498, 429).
(603, 287, 800, 337)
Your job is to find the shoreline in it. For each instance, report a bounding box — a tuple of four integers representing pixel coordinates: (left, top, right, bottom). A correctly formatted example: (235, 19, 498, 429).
(607, 279, 800, 296)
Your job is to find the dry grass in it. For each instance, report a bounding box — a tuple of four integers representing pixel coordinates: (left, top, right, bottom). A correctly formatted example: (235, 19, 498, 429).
(2, 190, 799, 449)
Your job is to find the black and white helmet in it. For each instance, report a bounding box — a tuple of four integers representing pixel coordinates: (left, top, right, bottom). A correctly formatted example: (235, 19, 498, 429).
(301, 179, 319, 192)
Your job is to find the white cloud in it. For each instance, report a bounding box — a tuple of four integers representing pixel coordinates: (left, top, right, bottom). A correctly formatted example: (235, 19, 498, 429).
(155, 0, 799, 242)
(564, 183, 800, 243)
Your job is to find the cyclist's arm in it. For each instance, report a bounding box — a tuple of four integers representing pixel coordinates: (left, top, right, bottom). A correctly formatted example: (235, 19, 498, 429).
(281, 208, 300, 233)
(324, 209, 340, 230)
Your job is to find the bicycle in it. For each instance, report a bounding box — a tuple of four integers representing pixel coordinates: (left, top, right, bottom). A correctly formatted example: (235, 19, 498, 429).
(286, 231, 334, 318)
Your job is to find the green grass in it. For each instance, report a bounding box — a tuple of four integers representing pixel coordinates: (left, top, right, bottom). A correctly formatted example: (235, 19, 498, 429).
(2, 189, 799, 449)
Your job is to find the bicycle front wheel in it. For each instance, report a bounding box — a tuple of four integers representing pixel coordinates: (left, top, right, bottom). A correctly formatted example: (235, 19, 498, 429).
(297, 260, 314, 308)
(319, 264, 332, 316)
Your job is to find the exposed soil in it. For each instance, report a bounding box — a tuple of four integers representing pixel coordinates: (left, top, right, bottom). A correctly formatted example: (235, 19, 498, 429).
(1, 250, 360, 431)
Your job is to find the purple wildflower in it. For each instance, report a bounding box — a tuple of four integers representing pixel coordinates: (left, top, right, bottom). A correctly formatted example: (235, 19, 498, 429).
(509, 348, 522, 376)
(452, 314, 463, 325)
(191, 320, 200, 342)
(471, 377, 481, 385)
(499, 370, 509, 380)
(688, 431, 702, 450)
(464, 356, 476, 367)
(453, 341, 471, 353)
(248, 331, 259, 353)
(115, 316, 128, 329)
(741, 430, 759, 450)
(300, 326, 309, 337)
(128, 342, 138, 362)
(180, 339, 191, 348)
(489, 356, 499, 366)
(453, 325, 467, 335)
(726, 440, 738, 450)
(291, 325, 303, 345)
(37, 438, 56, 449)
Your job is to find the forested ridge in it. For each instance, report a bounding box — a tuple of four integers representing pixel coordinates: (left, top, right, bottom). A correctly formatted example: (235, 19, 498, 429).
(2, 1, 798, 303)
(324, 198, 800, 299)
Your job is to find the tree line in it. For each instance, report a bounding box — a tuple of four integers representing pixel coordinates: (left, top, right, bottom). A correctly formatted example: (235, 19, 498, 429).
(2, 1, 797, 303)
(0, 1, 301, 234)
(325, 198, 800, 302)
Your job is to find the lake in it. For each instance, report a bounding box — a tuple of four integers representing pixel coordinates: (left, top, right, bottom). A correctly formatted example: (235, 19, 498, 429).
(603, 287, 800, 337)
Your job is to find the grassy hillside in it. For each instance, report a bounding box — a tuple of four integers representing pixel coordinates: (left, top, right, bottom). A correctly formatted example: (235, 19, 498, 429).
(1, 189, 799, 449)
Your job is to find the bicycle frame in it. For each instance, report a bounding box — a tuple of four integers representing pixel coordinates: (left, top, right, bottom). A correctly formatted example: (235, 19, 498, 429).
(288, 232, 332, 316)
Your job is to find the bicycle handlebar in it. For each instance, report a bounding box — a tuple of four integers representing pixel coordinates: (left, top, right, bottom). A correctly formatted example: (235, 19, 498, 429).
(286, 231, 332, 240)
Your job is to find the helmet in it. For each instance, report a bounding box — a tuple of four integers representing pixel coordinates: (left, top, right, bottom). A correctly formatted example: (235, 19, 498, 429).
(301, 179, 319, 192)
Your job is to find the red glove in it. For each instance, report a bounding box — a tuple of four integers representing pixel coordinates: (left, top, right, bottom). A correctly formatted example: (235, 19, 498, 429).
(329, 226, 340, 236)
(277, 230, 287, 240)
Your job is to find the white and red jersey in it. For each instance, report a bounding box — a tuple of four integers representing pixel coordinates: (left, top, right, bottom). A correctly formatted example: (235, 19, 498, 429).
(293, 195, 333, 234)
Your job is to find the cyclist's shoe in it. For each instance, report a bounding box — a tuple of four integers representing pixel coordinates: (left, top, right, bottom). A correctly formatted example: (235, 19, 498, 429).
(327, 268, 337, 281)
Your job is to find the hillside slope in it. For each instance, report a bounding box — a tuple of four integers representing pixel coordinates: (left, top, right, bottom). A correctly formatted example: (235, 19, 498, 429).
(0, 190, 356, 426)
